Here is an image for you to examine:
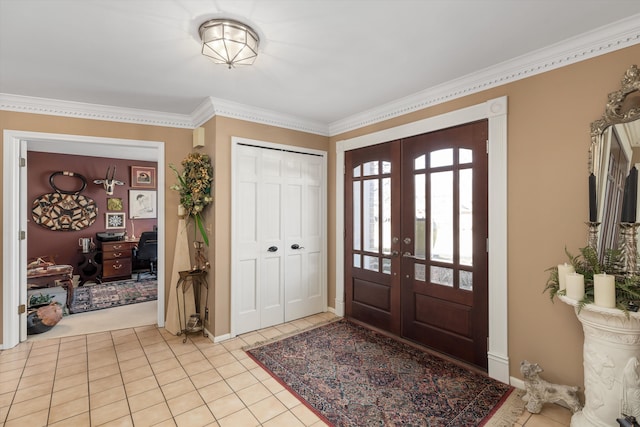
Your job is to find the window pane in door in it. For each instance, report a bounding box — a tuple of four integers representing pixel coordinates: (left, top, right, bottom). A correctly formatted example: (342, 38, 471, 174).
(459, 148, 473, 164)
(430, 149, 453, 168)
(459, 168, 473, 266)
(353, 254, 361, 268)
(415, 173, 426, 259)
(382, 178, 391, 255)
(431, 265, 453, 287)
(382, 161, 391, 174)
(460, 270, 473, 291)
(363, 161, 379, 176)
(363, 179, 379, 252)
(414, 154, 426, 170)
(363, 255, 379, 272)
(353, 165, 361, 178)
(353, 181, 361, 251)
(430, 171, 453, 263)
(382, 258, 391, 275)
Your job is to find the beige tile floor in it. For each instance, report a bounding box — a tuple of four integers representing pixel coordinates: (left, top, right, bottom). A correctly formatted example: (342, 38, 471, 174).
(1, 312, 571, 426)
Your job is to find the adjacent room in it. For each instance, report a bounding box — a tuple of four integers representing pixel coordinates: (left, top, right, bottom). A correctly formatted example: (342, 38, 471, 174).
(26, 151, 159, 339)
(1, 1, 640, 426)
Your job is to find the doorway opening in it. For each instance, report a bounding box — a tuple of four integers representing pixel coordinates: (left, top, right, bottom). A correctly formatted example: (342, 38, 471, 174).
(2, 130, 165, 349)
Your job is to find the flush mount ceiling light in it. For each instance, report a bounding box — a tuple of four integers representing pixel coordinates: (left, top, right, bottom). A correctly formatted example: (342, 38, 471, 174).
(198, 19, 260, 68)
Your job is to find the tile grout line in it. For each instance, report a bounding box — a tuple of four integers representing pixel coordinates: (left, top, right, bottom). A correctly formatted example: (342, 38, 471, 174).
(3, 340, 33, 425)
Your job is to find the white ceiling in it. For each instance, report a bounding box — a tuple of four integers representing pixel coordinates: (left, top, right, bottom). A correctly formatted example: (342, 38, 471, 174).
(1, 0, 640, 135)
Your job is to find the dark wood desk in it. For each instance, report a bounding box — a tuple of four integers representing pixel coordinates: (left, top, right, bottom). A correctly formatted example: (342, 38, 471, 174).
(99, 239, 138, 281)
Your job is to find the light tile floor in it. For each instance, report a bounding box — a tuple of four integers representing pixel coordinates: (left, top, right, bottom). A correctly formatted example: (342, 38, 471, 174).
(1, 312, 571, 426)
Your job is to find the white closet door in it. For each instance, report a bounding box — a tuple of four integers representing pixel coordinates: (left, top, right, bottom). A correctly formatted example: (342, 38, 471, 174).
(236, 145, 285, 334)
(259, 149, 286, 328)
(236, 145, 263, 334)
(234, 141, 325, 336)
(284, 152, 324, 320)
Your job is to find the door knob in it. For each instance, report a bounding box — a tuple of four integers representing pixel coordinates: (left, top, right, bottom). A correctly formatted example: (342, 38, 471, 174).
(267, 246, 278, 252)
(402, 252, 424, 260)
(291, 244, 304, 250)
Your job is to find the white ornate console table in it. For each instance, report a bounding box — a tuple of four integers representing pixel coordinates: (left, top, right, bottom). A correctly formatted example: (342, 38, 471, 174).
(559, 295, 640, 426)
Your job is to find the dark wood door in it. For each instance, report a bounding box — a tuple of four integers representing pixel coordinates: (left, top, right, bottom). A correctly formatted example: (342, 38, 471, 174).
(345, 120, 489, 369)
(345, 141, 401, 334)
(400, 121, 489, 369)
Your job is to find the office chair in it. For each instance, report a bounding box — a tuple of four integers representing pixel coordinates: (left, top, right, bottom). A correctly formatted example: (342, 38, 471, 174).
(135, 231, 157, 281)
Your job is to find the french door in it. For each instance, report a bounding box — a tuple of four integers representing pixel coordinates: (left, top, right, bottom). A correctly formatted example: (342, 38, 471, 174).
(345, 121, 489, 369)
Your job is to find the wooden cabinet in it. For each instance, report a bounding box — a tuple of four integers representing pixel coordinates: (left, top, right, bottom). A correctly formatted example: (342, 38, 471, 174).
(100, 241, 136, 281)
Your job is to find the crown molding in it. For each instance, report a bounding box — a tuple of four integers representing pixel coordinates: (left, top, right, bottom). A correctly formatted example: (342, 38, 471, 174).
(1, 14, 638, 137)
(203, 97, 330, 136)
(329, 14, 640, 136)
(0, 93, 196, 128)
(0, 92, 330, 136)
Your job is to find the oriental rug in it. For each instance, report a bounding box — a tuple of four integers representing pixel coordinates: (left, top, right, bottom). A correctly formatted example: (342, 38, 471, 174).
(69, 278, 157, 314)
(247, 319, 521, 426)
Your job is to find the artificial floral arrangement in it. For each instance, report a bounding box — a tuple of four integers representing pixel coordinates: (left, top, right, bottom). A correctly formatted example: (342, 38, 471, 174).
(545, 246, 640, 314)
(170, 152, 214, 246)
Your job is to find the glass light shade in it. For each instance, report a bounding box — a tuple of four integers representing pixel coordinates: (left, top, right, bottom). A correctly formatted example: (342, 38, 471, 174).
(199, 19, 259, 68)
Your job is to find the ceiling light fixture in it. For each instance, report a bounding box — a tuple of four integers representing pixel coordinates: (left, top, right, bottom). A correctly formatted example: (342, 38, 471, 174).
(198, 19, 260, 68)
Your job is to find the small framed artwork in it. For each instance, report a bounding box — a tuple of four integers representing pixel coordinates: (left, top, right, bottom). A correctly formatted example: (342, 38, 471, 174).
(131, 166, 156, 188)
(129, 190, 157, 219)
(105, 212, 126, 229)
(107, 198, 123, 211)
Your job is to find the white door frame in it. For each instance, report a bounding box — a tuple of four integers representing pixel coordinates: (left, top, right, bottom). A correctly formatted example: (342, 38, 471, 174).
(335, 97, 509, 383)
(230, 136, 328, 337)
(2, 130, 166, 349)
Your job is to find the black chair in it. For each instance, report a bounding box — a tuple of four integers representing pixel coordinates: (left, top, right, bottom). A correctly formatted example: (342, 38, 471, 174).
(135, 231, 157, 281)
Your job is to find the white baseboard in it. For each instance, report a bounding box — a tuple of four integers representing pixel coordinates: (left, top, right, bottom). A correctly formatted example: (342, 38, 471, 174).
(510, 376, 525, 390)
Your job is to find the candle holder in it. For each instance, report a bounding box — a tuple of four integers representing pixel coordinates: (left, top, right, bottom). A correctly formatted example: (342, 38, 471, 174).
(586, 221, 600, 250)
(619, 222, 640, 276)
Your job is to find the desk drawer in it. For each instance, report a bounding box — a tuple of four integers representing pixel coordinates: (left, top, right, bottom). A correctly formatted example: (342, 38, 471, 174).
(101, 241, 135, 251)
(102, 258, 131, 278)
(103, 249, 131, 260)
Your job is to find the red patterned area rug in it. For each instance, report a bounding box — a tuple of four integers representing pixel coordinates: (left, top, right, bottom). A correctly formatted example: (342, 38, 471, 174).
(247, 319, 520, 426)
(69, 279, 157, 314)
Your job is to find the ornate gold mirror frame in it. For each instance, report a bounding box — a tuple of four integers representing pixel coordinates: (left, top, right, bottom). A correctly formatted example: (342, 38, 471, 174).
(590, 64, 640, 171)
(589, 65, 640, 271)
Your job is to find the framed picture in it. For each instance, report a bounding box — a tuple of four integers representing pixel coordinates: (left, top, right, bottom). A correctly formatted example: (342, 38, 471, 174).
(131, 166, 156, 188)
(107, 198, 123, 211)
(105, 212, 126, 229)
(129, 190, 157, 219)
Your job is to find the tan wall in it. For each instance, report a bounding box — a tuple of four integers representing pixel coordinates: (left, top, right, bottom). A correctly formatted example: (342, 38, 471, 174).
(2, 43, 638, 390)
(329, 44, 640, 386)
(0, 111, 193, 344)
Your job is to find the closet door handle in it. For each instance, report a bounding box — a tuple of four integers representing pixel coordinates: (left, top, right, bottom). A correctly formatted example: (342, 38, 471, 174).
(267, 246, 278, 252)
(291, 244, 304, 250)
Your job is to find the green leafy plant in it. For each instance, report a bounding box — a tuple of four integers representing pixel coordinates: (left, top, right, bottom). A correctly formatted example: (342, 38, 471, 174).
(170, 153, 214, 246)
(545, 246, 640, 315)
(29, 293, 54, 307)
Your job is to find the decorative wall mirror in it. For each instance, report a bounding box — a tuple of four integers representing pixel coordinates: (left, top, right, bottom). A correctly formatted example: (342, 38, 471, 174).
(590, 64, 640, 266)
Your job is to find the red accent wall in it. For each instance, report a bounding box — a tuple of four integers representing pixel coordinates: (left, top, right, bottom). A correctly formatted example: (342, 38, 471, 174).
(27, 152, 157, 274)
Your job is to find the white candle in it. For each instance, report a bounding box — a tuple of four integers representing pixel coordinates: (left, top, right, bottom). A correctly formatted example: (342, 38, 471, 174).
(565, 272, 585, 301)
(594, 273, 616, 308)
(557, 263, 575, 291)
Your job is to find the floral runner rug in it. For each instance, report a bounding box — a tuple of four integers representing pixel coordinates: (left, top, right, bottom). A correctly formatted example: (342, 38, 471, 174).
(69, 279, 157, 314)
(247, 319, 520, 426)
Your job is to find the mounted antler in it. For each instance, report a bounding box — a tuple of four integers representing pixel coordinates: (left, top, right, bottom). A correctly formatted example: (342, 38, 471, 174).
(93, 165, 124, 195)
